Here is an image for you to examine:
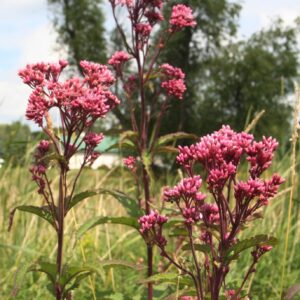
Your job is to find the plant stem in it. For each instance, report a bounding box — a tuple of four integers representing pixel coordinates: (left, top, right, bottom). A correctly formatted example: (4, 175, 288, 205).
(56, 169, 66, 300)
(187, 226, 204, 299)
(142, 168, 153, 299)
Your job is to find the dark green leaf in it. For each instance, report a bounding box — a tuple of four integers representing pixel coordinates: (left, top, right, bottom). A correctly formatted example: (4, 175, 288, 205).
(28, 261, 57, 284)
(154, 146, 179, 154)
(68, 189, 141, 217)
(168, 227, 188, 237)
(98, 189, 141, 218)
(8, 205, 56, 231)
(140, 272, 193, 286)
(224, 234, 278, 262)
(100, 259, 143, 270)
(68, 190, 98, 210)
(156, 132, 197, 147)
(77, 216, 139, 240)
(182, 243, 211, 254)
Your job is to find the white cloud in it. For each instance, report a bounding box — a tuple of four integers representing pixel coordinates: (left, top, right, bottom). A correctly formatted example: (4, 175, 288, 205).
(0, 22, 61, 124)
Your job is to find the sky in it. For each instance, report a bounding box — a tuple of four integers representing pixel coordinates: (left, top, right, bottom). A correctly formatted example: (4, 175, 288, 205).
(0, 0, 299, 127)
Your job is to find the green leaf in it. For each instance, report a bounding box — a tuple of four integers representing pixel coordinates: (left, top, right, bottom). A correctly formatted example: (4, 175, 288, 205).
(98, 189, 142, 218)
(224, 234, 278, 263)
(60, 265, 97, 291)
(8, 205, 56, 231)
(100, 259, 143, 270)
(68, 190, 98, 210)
(119, 130, 138, 143)
(28, 261, 57, 284)
(142, 151, 155, 182)
(168, 227, 188, 237)
(154, 146, 179, 154)
(140, 272, 193, 286)
(68, 189, 141, 217)
(182, 243, 211, 254)
(77, 216, 140, 240)
(156, 132, 197, 147)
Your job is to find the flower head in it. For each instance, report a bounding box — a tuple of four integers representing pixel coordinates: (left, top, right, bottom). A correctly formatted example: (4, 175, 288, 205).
(108, 51, 130, 68)
(169, 4, 196, 32)
(123, 156, 136, 170)
(161, 79, 186, 99)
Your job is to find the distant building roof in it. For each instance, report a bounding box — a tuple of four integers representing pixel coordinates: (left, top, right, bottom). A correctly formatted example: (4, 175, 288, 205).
(77, 135, 119, 153)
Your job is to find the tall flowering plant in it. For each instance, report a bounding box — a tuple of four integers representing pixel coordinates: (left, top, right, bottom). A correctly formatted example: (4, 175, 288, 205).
(9, 60, 119, 299)
(77, 1, 198, 299)
(139, 126, 284, 299)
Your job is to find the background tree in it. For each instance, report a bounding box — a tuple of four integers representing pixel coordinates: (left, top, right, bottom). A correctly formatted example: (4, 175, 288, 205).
(192, 19, 299, 140)
(159, 2, 299, 141)
(48, 0, 300, 142)
(48, 0, 107, 71)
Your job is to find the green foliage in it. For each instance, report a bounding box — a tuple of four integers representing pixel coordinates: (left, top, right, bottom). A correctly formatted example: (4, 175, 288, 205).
(29, 261, 97, 297)
(48, 0, 107, 70)
(193, 19, 299, 140)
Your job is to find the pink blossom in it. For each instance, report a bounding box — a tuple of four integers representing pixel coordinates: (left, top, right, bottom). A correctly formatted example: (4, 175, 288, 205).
(108, 51, 130, 68)
(123, 156, 136, 170)
(20, 60, 119, 132)
(161, 79, 186, 99)
(246, 136, 279, 177)
(169, 4, 196, 32)
(164, 176, 206, 202)
(201, 203, 219, 224)
(135, 23, 152, 37)
(139, 210, 168, 247)
(26, 88, 50, 125)
(259, 174, 284, 205)
(182, 207, 200, 224)
(18, 60, 68, 88)
(234, 178, 264, 202)
(84, 132, 104, 147)
(160, 63, 185, 80)
(37, 140, 50, 153)
(260, 245, 272, 252)
(80, 60, 115, 88)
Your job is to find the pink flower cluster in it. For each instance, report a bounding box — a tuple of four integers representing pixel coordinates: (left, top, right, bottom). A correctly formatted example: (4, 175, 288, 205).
(123, 156, 136, 170)
(176, 125, 284, 206)
(135, 23, 152, 37)
(164, 176, 205, 202)
(164, 176, 206, 224)
(235, 174, 284, 206)
(169, 4, 197, 32)
(30, 140, 52, 194)
(108, 51, 130, 69)
(18, 60, 68, 88)
(160, 63, 186, 99)
(19, 60, 119, 128)
(139, 210, 168, 247)
(84, 132, 104, 147)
